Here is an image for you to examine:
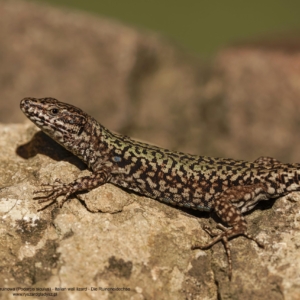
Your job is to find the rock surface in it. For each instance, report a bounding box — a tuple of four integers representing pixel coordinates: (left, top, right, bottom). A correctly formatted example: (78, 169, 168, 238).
(0, 122, 300, 300)
(205, 42, 300, 161)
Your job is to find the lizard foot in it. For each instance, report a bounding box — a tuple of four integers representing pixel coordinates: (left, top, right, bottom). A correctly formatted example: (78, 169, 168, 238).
(191, 223, 264, 280)
(33, 179, 73, 210)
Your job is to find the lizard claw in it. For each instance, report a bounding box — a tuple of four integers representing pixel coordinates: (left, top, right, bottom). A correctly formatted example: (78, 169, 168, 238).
(33, 181, 73, 210)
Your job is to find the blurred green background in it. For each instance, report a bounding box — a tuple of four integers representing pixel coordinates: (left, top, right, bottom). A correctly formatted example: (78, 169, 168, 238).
(33, 0, 300, 57)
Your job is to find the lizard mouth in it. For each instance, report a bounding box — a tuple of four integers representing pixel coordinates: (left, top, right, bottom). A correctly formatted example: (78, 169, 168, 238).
(20, 97, 36, 114)
(20, 98, 50, 128)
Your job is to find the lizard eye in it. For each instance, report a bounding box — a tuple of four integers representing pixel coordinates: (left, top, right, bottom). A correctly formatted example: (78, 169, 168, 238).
(50, 108, 59, 115)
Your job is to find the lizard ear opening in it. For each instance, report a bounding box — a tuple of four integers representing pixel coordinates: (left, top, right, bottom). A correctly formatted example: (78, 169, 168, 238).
(65, 114, 87, 126)
(78, 126, 85, 136)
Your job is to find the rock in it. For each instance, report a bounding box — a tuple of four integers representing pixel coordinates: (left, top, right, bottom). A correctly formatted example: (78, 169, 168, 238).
(202, 41, 300, 161)
(1, 122, 300, 299)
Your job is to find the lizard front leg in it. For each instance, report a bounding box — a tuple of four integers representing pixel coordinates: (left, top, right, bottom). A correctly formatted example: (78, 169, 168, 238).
(192, 184, 267, 279)
(33, 170, 111, 210)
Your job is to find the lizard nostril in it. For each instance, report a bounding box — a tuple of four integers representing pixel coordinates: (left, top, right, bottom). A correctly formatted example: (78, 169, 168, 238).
(20, 99, 25, 109)
(20, 98, 37, 111)
(21, 98, 29, 106)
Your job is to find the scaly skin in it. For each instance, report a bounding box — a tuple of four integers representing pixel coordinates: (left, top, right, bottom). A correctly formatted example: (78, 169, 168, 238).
(20, 97, 300, 279)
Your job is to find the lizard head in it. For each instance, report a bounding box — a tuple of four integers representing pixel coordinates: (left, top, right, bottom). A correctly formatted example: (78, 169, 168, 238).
(20, 97, 90, 154)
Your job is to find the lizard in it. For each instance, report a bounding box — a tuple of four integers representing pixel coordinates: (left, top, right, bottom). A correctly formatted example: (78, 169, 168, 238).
(20, 97, 300, 279)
